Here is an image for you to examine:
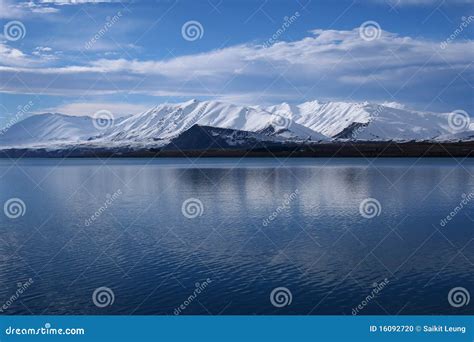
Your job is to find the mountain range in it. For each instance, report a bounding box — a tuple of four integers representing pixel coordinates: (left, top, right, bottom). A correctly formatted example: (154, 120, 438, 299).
(0, 99, 473, 151)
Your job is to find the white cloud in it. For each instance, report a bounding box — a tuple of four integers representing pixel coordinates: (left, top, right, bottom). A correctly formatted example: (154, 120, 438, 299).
(0, 27, 472, 108)
(381, 101, 406, 109)
(40, 0, 124, 4)
(32, 46, 57, 60)
(18, 1, 59, 13)
(34, 46, 53, 53)
(0, 42, 59, 66)
(0, 0, 58, 18)
(0, 0, 25, 18)
(0, 42, 29, 66)
(0, 0, 120, 18)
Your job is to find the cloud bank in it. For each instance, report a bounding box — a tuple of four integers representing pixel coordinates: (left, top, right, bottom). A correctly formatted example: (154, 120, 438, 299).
(1, 27, 473, 108)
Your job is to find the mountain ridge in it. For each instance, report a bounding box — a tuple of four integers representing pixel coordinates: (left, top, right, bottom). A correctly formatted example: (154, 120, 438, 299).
(0, 99, 472, 149)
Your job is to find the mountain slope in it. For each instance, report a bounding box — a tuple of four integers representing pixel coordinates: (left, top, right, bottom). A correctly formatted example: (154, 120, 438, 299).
(265, 101, 453, 140)
(0, 113, 100, 147)
(163, 124, 289, 151)
(435, 130, 474, 142)
(0, 99, 470, 149)
(100, 99, 328, 143)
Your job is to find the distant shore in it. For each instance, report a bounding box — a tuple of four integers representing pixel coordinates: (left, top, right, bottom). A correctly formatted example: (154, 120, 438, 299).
(0, 141, 473, 158)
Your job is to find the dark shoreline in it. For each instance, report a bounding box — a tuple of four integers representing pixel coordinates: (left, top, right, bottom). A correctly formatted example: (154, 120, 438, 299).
(0, 141, 473, 158)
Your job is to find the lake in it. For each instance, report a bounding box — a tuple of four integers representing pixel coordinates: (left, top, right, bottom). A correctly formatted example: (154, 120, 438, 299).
(0, 158, 472, 315)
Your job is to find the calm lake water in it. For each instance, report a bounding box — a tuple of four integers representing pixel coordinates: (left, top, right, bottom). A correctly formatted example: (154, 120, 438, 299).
(0, 158, 472, 315)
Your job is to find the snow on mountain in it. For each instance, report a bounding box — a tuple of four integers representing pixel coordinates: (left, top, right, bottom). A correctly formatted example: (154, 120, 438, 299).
(99, 99, 328, 144)
(0, 99, 470, 149)
(0, 113, 100, 147)
(265, 101, 454, 140)
(435, 130, 474, 142)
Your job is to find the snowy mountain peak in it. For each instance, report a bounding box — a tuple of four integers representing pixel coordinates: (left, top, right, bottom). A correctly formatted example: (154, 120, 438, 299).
(265, 100, 455, 140)
(0, 112, 100, 147)
(0, 99, 470, 149)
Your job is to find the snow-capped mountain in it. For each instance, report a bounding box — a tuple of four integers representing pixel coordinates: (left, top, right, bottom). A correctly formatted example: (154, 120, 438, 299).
(98, 99, 328, 144)
(0, 99, 470, 149)
(435, 130, 474, 142)
(265, 101, 454, 141)
(0, 113, 100, 147)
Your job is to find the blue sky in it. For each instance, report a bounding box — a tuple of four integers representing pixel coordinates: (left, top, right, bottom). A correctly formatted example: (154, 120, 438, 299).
(0, 0, 473, 123)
